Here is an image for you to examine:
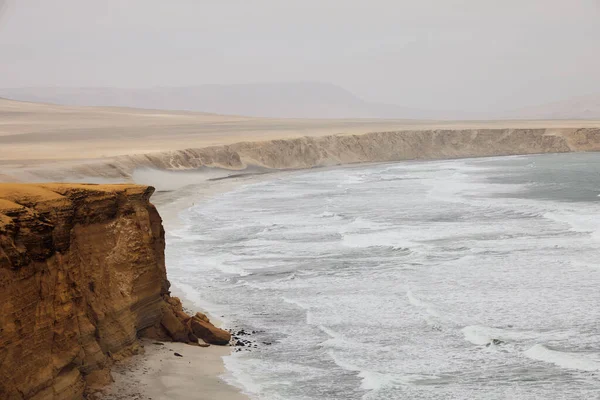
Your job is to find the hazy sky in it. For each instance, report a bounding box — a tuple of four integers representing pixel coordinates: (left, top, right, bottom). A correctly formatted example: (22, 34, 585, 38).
(0, 0, 599, 112)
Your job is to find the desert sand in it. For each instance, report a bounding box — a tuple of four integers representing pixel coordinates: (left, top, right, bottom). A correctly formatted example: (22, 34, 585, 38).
(2, 97, 600, 184)
(1, 96, 599, 162)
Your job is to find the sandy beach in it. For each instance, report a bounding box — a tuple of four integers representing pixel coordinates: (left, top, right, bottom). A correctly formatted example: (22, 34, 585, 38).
(99, 340, 248, 400)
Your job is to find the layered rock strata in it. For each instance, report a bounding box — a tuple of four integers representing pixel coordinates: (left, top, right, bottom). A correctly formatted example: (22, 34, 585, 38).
(0, 183, 230, 400)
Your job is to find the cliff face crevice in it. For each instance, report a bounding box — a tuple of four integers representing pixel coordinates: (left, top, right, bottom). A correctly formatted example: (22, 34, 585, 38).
(0, 184, 230, 400)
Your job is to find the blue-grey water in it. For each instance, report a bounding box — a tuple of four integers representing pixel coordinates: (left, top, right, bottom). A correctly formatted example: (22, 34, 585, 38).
(166, 153, 600, 400)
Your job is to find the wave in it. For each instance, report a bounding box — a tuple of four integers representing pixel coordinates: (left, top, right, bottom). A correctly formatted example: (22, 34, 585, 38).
(462, 325, 534, 346)
(524, 344, 600, 372)
(282, 297, 314, 324)
(571, 260, 600, 270)
(326, 348, 439, 394)
(317, 210, 345, 220)
(282, 296, 310, 310)
(317, 325, 349, 349)
(342, 230, 416, 251)
(406, 289, 441, 319)
(543, 210, 600, 241)
(342, 216, 389, 231)
(196, 256, 251, 276)
(221, 356, 264, 398)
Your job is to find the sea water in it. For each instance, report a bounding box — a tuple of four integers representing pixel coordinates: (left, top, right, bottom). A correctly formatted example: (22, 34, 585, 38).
(165, 153, 600, 400)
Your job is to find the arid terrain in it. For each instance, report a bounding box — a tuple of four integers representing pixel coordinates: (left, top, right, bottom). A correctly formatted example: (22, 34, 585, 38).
(1, 97, 599, 184)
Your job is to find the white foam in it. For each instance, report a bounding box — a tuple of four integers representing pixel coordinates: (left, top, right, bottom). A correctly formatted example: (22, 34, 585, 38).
(342, 230, 415, 250)
(461, 325, 540, 346)
(317, 211, 344, 220)
(167, 231, 209, 241)
(524, 344, 600, 372)
(338, 175, 365, 185)
(169, 281, 231, 326)
(341, 217, 389, 232)
(221, 355, 264, 397)
(202, 256, 251, 276)
(283, 297, 314, 324)
(282, 297, 310, 310)
(406, 289, 441, 318)
(357, 370, 398, 391)
(543, 210, 600, 241)
(359, 371, 438, 391)
(327, 349, 436, 393)
(317, 325, 350, 348)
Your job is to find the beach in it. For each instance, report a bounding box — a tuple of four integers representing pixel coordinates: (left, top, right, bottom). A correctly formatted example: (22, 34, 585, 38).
(99, 339, 248, 400)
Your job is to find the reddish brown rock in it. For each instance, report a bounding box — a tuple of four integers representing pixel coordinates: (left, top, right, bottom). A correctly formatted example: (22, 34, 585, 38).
(160, 306, 190, 343)
(0, 184, 180, 399)
(194, 311, 210, 323)
(190, 316, 232, 345)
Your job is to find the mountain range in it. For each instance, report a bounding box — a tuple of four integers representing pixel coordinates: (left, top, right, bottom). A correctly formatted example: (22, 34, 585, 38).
(1, 83, 598, 120)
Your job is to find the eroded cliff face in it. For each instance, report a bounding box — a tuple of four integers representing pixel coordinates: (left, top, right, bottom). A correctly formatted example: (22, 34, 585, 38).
(8, 127, 600, 182)
(0, 184, 229, 400)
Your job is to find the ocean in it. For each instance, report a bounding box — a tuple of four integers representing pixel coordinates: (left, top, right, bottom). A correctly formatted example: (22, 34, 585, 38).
(165, 153, 600, 400)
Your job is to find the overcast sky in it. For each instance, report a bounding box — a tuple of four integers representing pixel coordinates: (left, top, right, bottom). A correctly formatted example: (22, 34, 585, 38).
(0, 0, 599, 112)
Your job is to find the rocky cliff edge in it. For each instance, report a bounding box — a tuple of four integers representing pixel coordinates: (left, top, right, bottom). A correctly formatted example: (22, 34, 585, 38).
(0, 183, 230, 399)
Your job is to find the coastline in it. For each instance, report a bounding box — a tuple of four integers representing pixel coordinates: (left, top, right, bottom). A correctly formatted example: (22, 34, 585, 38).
(99, 339, 248, 400)
(125, 164, 403, 400)
(99, 173, 280, 400)
(2, 98, 599, 399)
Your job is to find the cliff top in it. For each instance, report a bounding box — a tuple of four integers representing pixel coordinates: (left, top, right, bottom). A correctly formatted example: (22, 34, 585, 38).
(2, 97, 599, 163)
(0, 183, 153, 228)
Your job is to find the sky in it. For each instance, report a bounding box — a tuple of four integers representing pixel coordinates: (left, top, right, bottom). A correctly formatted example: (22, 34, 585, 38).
(0, 0, 599, 112)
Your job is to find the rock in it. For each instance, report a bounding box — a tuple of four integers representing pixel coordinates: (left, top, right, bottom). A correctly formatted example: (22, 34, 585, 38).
(190, 316, 231, 345)
(175, 309, 192, 322)
(194, 312, 210, 323)
(187, 331, 200, 344)
(174, 353, 183, 357)
(160, 307, 189, 343)
(0, 184, 188, 398)
(487, 339, 505, 346)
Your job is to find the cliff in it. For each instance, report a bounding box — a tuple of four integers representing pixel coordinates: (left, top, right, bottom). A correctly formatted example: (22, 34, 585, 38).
(8, 128, 600, 182)
(0, 184, 230, 399)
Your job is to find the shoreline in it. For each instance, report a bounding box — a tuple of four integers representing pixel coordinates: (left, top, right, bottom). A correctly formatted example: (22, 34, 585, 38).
(99, 173, 280, 400)
(113, 159, 457, 400)
(98, 339, 248, 400)
(129, 153, 565, 399)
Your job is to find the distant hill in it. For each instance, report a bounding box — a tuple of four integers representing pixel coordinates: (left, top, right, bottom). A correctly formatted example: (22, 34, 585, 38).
(1, 84, 599, 120)
(507, 94, 600, 120)
(0, 83, 432, 119)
